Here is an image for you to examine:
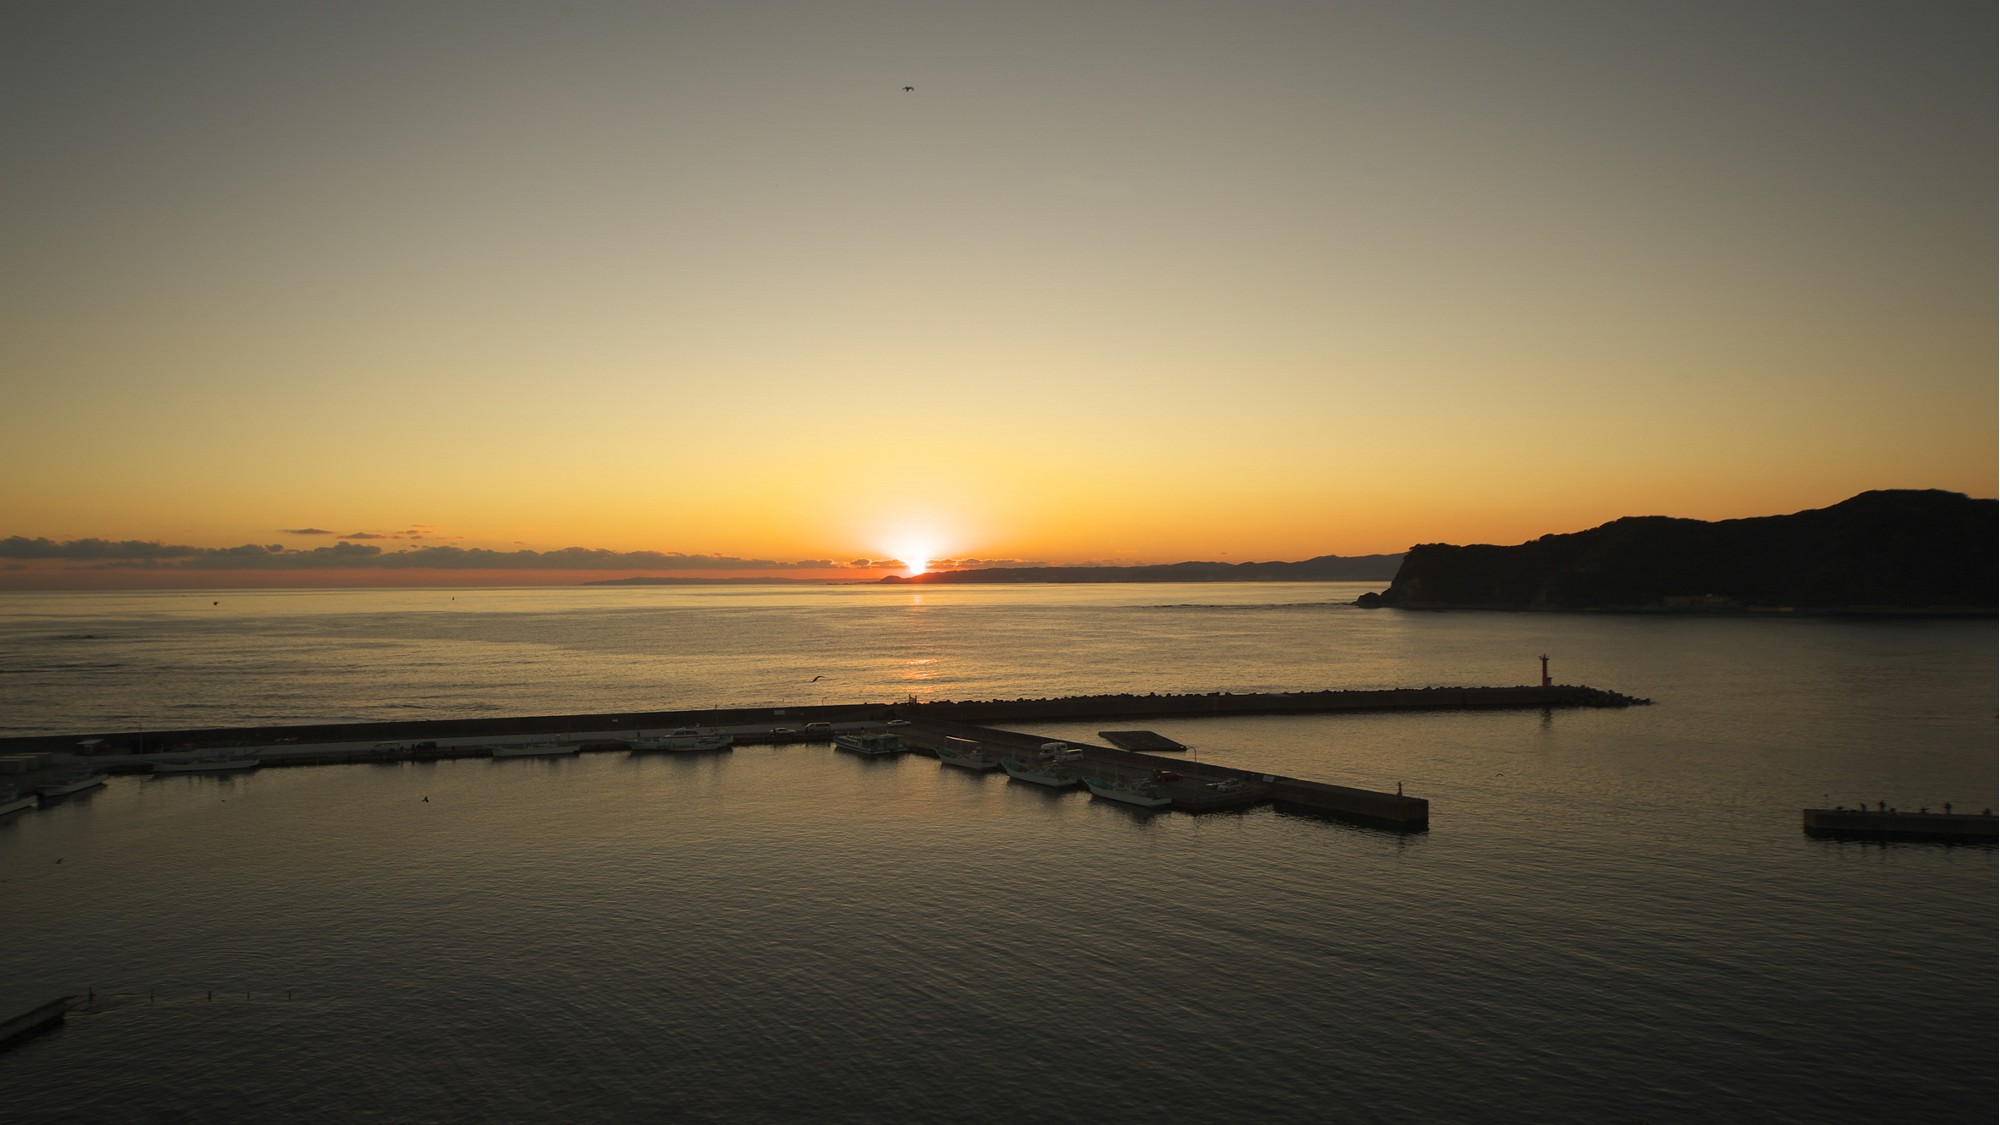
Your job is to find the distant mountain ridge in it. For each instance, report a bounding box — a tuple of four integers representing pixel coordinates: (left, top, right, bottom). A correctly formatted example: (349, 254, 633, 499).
(1358, 490, 1995, 612)
(881, 554, 1405, 584)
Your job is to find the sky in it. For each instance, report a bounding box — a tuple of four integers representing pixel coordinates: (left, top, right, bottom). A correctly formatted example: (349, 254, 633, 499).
(2, 0, 1992, 587)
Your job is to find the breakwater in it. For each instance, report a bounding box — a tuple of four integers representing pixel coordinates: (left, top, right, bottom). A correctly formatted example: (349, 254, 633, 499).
(0, 684, 1648, 758)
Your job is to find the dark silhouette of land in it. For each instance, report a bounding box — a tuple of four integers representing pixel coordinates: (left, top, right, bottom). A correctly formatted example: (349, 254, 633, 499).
(1358, 490, 1995, 613)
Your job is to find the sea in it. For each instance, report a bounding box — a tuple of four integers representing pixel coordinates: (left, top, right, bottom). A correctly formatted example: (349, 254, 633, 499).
(0, 583, 1993, 1123)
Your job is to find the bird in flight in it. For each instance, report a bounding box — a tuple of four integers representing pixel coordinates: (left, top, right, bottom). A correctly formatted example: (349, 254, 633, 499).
(903, 86, 914, 92)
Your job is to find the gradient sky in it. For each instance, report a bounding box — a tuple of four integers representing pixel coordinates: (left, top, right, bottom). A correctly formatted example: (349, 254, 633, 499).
(3, 0, 1993, 585)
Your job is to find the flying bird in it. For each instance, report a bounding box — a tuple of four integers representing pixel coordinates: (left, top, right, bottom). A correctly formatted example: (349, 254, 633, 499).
(809, 675, 823, 682)
(903, 86, 914, 92)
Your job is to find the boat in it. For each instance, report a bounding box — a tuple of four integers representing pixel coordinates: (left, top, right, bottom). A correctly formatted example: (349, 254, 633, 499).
(0, 787, 36, 816)
(833, 732, 903, 756)
(489, 741, 576, 759)
(1082, 774, 1172, 809)
(930, 735, 1001, 772)
(1001, 741, 1081, 787)
(151, 755, 260, 774)
(36, 770, 109, 797)
(629, 728, 733, 753)
(999, 757, 1079, 788)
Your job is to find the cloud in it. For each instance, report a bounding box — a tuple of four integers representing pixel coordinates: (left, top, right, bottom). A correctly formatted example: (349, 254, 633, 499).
(280, 528, 336, 536)
(0, 535, 869, 572)
(342, 532, 388, 540)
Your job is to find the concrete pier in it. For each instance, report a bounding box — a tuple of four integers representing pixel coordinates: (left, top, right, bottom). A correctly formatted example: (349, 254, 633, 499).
(902, 720, 1428, 831)
(0, 997, 73, 1052)
(1803, 807, 1997, 843)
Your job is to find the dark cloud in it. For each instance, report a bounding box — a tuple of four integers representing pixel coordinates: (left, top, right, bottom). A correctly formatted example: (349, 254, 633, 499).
(342, 532, 388, 540)
(1, 535, 860, 572)
(0, 536, 203, 560)
(280, 528, 336, 536)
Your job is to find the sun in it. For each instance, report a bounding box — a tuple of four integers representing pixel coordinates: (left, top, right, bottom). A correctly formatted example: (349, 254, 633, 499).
(889, 539, 938, 576)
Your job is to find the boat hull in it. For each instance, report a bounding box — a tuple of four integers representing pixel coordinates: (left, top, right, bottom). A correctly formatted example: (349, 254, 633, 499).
(834, 734, 903, 756)
(0, 793, 37, 816)
(1000, 760, 1078, 788)
(151, 759, 259, 774)
(37, 773, 109, 796)
(490, 744, 576, 758)
(1082, 777, 1172, 808)
(937, 748, 1001, 772)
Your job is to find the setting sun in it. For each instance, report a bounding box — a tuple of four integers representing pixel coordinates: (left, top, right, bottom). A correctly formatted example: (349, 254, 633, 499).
(890, 540, 938, 576)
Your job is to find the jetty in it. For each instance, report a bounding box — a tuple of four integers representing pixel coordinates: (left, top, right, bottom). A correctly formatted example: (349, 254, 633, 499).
(1803, 807, 1997, 843)
(0, 997, 73, 1053)
(0, 684, 1660, 834)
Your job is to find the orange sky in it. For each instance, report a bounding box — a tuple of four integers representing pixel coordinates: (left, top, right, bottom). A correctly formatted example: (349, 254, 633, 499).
(2, 2, 1992, 588)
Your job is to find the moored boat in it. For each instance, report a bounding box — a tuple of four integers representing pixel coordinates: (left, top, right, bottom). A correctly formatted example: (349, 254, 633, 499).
(0, 787, 37, 816)
(833, 732, 903, 756)
(999, 757, 1079, 788)
(1082, 775, 1172, 809)
(1002, 741, 1081, 786)
(489, 741, 576, 759)
(629, 728, 733, 753)
(931, 735, 1001, 772)
(37, 770, 110, 797)
(151, 755, 260, 774)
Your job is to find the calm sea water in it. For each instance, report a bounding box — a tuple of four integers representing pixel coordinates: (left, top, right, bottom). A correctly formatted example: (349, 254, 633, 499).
(0, 584, 1993, 1122)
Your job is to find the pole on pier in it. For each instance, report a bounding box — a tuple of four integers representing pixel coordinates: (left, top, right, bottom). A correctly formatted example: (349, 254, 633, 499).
(1539, 654, 1551, 688)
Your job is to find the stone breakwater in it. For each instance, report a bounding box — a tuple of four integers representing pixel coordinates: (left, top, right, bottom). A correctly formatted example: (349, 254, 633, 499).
(0, 685, 1648, 758)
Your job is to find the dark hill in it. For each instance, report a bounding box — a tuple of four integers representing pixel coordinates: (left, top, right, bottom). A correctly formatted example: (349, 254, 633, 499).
(1359, 490, 1995, 612)
(882, 553, 1404, 584)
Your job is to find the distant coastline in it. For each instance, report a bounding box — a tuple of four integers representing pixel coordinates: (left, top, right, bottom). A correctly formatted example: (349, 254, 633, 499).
(877, 554, 1404, 585)
(584, 553, 1406, 586)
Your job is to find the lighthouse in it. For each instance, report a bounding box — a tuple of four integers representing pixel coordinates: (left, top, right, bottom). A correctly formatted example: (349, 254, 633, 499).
(1539, 654, 1551, 688)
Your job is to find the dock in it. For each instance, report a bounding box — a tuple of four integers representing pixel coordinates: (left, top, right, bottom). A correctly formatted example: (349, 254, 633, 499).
(1097, 730, 1188, 752)
(1803, 807, 1997, 843)
(902, 720, 1428, 831)
(0, 997, 73, 1053)
(0, 685, 1659, 834)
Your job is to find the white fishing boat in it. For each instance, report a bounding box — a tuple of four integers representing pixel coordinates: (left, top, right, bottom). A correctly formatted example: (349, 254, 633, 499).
(629, 728, 733, 753)
(37, 770, 110, 796)
(1082, 775, 1172, 809)
(151, 755, 260, 774)
(833, 732, 903, 756)
(0, 787, 37, 816)
(1000, 757, 1079, 788)
(1001, 743, 1084, 787)
(933, 736, 1001, 772)
(489, 741, 576, 759)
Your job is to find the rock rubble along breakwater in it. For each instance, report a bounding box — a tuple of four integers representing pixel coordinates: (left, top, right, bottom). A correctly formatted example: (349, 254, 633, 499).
(899, 685, 1649, 724)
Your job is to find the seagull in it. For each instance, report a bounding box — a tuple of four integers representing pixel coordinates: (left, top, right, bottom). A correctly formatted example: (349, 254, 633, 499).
(903, 86, 914, 92)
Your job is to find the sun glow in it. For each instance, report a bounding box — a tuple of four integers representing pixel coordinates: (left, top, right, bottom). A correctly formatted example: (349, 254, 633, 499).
(889, 539, 938, 576)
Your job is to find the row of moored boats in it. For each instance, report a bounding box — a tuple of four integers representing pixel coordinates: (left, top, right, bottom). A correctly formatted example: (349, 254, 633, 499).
(839, 734, 1185, 810)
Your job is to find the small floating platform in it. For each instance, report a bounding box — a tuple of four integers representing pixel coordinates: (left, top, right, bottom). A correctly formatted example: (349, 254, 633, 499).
(1803, 807, 1997, 843)
(1098, 730, 1187, 752)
